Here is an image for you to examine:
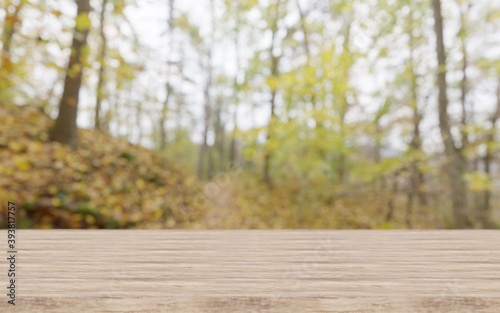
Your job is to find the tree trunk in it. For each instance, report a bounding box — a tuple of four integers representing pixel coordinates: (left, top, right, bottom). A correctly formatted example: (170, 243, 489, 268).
(159, 85, 171, 150)
(208, 144, 215, 179)
(159, 0, 176, 150)
(263, 86, 277, 186)
(263, 0, 282, 187)
(337, 23, 352, 184)
(295, 0, 310, 56)
(385, 171, 399, 224)
(229, 106, 239, 169)
(478, 78, 500, 228)
(406, 5, 427, 223)
(135, 100, 143, 144)
(94, 0, 108, 131)
(432, 0, 469, 228)
(214, 102, 226, 172)
(197, 0, 214, 180)
(50, 0, 91, 149)
(229, 5, 241, 170)
(197, 74, 211, 179)
(459, 3, 470, 149)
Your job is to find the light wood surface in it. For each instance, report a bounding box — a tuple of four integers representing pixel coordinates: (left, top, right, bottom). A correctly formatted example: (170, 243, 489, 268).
(3, 230, 500, 312)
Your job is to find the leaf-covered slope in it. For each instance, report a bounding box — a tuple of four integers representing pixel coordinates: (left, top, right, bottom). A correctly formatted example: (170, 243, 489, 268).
(0, 104, 205, 229)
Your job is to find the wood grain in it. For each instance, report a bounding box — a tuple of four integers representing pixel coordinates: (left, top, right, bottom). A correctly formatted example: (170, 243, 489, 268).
(3, 230, 500, 312)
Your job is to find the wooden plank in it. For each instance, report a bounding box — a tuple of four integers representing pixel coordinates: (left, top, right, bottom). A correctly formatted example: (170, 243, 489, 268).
(2, 230, 500, 312)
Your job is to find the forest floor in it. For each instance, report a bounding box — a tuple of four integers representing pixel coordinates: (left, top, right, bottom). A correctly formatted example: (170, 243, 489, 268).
(0, 104, 205, 229)
(202, 177, 238, 229)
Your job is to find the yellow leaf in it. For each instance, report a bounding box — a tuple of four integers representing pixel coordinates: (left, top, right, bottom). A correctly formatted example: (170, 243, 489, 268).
(266, 76, 279, 91)
(75, 13, 91, 31)
(465, 172, 492, 192)
(85, 215, 95, 224)
(77, 164, 88, 172)
(8, 142, 23, 152)
(48, 185, 58, 195)
(3, 167, 13, 176)
(52, 198, 62, 207)
(28, 141, 43, 153)
(68, 63, 82, 79)
(136, 179, 146, 190)
(51, 10, 63, 18)
(153, 210, 163, 219)
(13, 156, 30, 171)
(40, 133, 49, 141)
(65, 154, 76, 164)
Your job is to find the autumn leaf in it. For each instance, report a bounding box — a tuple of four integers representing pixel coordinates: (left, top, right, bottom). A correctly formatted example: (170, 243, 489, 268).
(75, 13, 91, 31)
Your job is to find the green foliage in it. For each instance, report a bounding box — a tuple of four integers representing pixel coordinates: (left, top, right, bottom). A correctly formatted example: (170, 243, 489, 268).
(464, 172, 493, 192)
(162, 128, 200, 173)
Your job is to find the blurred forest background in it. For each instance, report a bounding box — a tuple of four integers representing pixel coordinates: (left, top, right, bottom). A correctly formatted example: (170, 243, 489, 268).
(0, 0, 499, 229)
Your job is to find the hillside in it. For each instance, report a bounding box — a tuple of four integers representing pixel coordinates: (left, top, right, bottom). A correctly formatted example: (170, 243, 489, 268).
(0, 104, 206, 229)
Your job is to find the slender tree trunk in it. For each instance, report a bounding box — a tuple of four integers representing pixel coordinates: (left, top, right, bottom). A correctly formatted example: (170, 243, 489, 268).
(198, 73, 212, 179)
(295, 0, 310, 56)
(336, 22, 352, 184)
(159, 0, 176, 150)
(459, 3, 469, 149)
(478, 78, 500, 227)
(229, 109, 238, 168)
(219, 125, 225, 171)
(263, 0, 281, 186)
(385, 171, 399, 224)
(406, 5, 427, 224)
(296, 0, 326, 168)
(50, 0, 91, 149)
(432, 0, 469, 228)
(208, 99, 224, 177)
(263, 85, 277, 186)
(159, 85, 171, 150)
(135, 100, 143, 144)
(94, 0, 108, 131)
(215, 103, 226, 172)
(229, 6, 241, 169)
(375, 118, 386, 192)
(208, 144, 215, 179)
(197, 0, 214, 179)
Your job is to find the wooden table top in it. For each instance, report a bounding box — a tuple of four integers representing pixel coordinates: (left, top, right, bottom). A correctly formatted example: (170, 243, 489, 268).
(2, 230, 500, 312)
